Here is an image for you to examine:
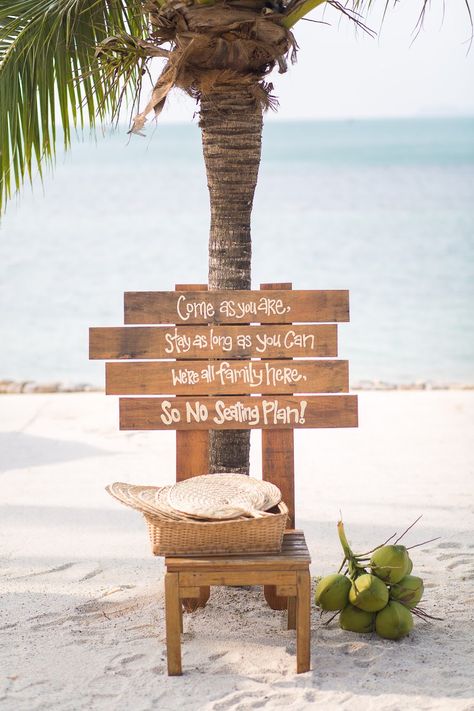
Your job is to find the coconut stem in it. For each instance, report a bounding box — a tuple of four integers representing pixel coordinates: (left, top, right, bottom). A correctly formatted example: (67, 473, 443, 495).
(337, 521, 366, 580)
(411, 606, 444, 622)
(337, 556, 347, 574)
(406, 537, 441, 550)
(337, 521, 353, 560)
(322, 610, 341, 626)
(356, 532, 398, 557)
(394, 515, 423, 544)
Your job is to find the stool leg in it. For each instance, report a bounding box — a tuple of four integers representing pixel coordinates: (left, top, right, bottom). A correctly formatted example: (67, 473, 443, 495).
(296, 570, 311, 673)
(182, 586, 210, 613)
(287, 596, 296, 630)
(264, 585, 288, 611)
(165, 573, 182, 676)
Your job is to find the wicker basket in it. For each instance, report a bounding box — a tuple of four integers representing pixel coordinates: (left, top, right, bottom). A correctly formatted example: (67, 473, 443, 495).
(144, 501, 289, 557)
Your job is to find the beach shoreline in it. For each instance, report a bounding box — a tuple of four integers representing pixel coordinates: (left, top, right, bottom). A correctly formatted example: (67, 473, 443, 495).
(1, 379, 473, 394)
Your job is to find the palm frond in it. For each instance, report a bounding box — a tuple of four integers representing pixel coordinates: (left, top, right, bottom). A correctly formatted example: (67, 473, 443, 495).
(351, 0, 473, 39)
(284, 0, 473, 40)
(0, 0, 147, 213)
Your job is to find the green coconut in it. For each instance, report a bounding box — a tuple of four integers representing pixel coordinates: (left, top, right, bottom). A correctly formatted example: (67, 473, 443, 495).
(370, 545, 411, 584)
(315, 573, 351, 611)
(390, 575, 424, 608)
(340, 604, 376, 633)
(349, 573, 389, 612)
(405, 556, 413, 575)
(376, 601, 414, 640)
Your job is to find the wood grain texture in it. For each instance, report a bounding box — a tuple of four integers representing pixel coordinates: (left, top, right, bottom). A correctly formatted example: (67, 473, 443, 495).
(89, 323, 338, 360)
(180, 587, 211, 613)
(261, 284, 295, 609)
(124, 289, 349, 325)
(176, 430, 209, 481)
(287, 596, 297, 630)
(264, 585, 290, 611)
(275, 585, 297, 596)
(119, 395, 358, 431)
(296, 570, 311, 673)
(164, 573, 182, 676)
(178, 571, 296, 586)
(261, 284, 295, 531)
(263, 428, 295, 525)
(106, 359, 349, 396)
(174, 285, 209, 487)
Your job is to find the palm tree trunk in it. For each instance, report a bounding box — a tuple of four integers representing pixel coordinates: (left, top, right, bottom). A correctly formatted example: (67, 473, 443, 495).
(200, 83, 263, 474)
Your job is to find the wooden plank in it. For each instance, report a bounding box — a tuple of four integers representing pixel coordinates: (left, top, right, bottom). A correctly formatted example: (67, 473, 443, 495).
(288, 597, 297, 630)
(179, 571, 296, 587)
(106, 359, 349, 396)
(178, 586, 201, 598)
(176, 430, 209, 481)
(264, 585, 289, 611)
(89, 323, 338, 360)
(119, 395, 358, 431)
(296, 570, 311, 673)
(261, 283, 295, 530)
(275, 585, 297, 597)
(180, 587, 210, 613)
(124, 290, 349, 325)
(172, 282, 211, 612)
(164, 573, 182, 676)
(174, 284, 209, 484)
(263, 428, 295, 525)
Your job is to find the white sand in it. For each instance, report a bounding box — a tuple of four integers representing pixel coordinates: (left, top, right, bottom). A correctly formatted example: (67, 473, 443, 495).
(1, 392, 473, 711)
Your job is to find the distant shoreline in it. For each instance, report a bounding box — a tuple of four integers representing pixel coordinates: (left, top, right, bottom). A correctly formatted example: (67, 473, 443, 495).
(1, 379, 472, 394)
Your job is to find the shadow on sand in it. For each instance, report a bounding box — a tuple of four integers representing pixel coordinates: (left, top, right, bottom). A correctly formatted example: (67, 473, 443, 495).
(0, 431, 109, 473)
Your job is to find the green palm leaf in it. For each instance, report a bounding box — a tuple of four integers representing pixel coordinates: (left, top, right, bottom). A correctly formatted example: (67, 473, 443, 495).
(284, 0, 472, 34)
(0, 0, 147, 213)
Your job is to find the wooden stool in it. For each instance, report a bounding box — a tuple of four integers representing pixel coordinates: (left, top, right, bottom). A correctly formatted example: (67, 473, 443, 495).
(164, 531, 311, 675)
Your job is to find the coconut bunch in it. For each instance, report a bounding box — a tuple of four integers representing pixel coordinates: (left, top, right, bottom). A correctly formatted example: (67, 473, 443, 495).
(315, 517, 439, 640)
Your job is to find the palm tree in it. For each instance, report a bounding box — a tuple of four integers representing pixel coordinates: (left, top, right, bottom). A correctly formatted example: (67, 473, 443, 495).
(1, 0, 471, 474)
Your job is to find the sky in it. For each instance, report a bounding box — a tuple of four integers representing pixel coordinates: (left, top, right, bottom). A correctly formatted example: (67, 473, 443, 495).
(152, 0, 474, 122)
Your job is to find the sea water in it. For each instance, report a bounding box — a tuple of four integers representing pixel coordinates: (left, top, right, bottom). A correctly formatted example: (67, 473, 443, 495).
(0, 117, 473, 386)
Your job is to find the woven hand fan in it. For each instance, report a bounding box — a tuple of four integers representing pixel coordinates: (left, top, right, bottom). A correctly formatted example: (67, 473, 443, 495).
(168, 473, 281, 520)
(105, 483, 179, 520)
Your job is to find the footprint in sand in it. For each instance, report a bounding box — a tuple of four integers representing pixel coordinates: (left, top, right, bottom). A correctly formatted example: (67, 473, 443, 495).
(337, 641, 372, 656)
(211, 690, 298, 710)
(104, 652, 147, 678)
(438, 552, 474, 561)
(79, 567, 103, 581)
(437, 542, 462, 550)
(330, 640, 379, 668)
(11, 562, 75, 580)
(447, 559, 474, 570)
(208, 651, 227, 663)
(0, 621, 18, 631)
(30, 613, 71, 630)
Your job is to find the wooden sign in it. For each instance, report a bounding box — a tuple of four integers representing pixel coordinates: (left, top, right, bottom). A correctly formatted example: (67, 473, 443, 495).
(124, 290, 349, 325)
(119, 395, 358, 430)
(89, 324, 338, 360)
(106, 359, 349, 396)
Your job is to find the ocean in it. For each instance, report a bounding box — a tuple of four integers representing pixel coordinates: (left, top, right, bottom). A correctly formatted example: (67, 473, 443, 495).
(0, 117, 473, 387)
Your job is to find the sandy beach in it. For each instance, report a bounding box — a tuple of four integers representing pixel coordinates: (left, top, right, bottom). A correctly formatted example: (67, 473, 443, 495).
(1, 390, 473, 710)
